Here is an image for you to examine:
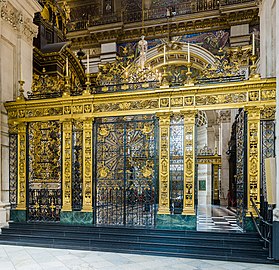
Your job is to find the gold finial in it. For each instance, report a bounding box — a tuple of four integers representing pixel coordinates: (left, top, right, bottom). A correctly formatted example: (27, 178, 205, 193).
(83, 73, 91, 95)
(160, 66, 170, 88)
(184, 62, 194, 86)
(16, 80, 25, 101)
(63, 76, 71, 97)
(249, 54, 260, 80)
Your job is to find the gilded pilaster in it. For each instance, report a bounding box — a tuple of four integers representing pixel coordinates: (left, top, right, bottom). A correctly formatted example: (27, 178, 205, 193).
(16, 123, 27, 210)
(157, 112, 172, 214)
(82, 118, 93, 212)
(62, 120, 72, 211)
(246, 106, 261, 214)
(182, 110, 196, 215)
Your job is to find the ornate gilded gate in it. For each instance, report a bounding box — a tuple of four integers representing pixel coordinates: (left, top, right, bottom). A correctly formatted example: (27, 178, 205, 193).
(235, 110, 247, 230)
(95, 115, 157, 227)
(27, 121, 62, 222)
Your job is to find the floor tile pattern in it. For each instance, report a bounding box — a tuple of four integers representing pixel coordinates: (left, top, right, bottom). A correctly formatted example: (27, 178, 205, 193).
(197, 205, 242, 232)
(0, 244, 278, 270)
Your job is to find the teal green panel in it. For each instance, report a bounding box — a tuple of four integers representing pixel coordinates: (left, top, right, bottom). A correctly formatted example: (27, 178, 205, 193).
(60, 211, 93, 226)
(156, 214, 196, 230)
(245, 217, 257, 232)
(199, 180, 206, 191)
(10, 209, 27, 222)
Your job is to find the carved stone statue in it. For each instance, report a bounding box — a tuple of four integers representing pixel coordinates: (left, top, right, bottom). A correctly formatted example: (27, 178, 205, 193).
(138, 35, 148, 69)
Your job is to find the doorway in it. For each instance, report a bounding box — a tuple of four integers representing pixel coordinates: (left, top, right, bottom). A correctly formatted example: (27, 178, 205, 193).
(94, 115, 158, 227)
(196, 109, 244, 232)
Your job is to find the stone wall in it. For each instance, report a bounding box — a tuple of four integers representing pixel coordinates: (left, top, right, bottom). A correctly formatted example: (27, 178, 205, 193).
(0, 0, 41, 226)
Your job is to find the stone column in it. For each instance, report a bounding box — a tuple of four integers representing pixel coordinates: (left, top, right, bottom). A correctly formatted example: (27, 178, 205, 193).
(212, 164, 220, 205)
(259, 0, 276, 78)
(100, 43, 117, 63)
(156, 112, 171, 214)
(182, 110, 196, 215)
(273, 0, 279, 261)
(0, 0, 40, 226)
(218, 110, 231, 206)
(230, 24, 250, 47)
(61, 120, 72, 212)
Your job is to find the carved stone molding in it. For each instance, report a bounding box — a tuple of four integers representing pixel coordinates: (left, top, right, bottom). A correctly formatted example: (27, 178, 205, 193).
(0, 1, 38, 43)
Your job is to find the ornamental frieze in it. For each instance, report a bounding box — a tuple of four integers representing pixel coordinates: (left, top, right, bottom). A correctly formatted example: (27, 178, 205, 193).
(195, 93, 247, 106)
(94, 99, 159, 113)
(5, 79, 276, 121)
(0, 1, 38, 43)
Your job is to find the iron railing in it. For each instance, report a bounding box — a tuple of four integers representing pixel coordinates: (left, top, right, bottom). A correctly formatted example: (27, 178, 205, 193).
(219, 0, 255, 4)
(68, 0, 256, 32)
(250, 198, 273, 260)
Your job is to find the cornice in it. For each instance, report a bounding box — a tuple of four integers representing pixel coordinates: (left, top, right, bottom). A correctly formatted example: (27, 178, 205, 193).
(5, 78, 276, 123)
(0, 0, 39, 43)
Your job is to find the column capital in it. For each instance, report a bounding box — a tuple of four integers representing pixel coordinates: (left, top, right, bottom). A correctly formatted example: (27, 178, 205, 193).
(245, 106, 261, 116)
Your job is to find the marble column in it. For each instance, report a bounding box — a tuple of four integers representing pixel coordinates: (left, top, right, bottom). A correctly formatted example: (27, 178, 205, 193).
(273, 0, 279, 260)
(197, 126, 208, 206)
(0, 0, 40, 227)
(259, 0, 276, 78)
(218, 110, 231, 206)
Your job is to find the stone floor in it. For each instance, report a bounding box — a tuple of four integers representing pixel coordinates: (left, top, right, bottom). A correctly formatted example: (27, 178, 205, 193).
(0, 245, 278, 270)
(197, 205, 242, 232)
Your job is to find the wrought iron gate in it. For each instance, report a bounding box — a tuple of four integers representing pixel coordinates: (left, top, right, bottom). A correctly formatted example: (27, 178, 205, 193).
(261, 120, 275, 202)
(27, 121, 62, 222)
(9, 133, 18, 210)
(95, 115, 157, 227)
(235, 110, 247, 230)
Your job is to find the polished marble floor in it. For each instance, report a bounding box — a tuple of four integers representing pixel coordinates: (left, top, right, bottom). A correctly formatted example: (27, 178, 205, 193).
(0, 244, 278, 270)
(197, 205, 242, 232)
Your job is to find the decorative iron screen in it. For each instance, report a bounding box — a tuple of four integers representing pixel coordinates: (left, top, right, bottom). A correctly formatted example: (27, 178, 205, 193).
(235, 110, 247, 230)
(28, 121, 62, 222)
(95, 115, 157, 227)
(9, 134, 18, 209)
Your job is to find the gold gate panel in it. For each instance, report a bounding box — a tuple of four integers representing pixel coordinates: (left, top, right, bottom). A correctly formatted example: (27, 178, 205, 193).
(6, 79, 276, 218)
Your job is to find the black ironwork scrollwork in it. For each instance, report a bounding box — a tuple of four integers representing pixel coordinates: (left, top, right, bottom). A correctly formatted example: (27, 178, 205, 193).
(72, 121, 83, 211)
(9, 134, 18, 209)
(28, 121, 62, 222)
(95, 115, 157, 227)
(235, 109, 247, 230)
